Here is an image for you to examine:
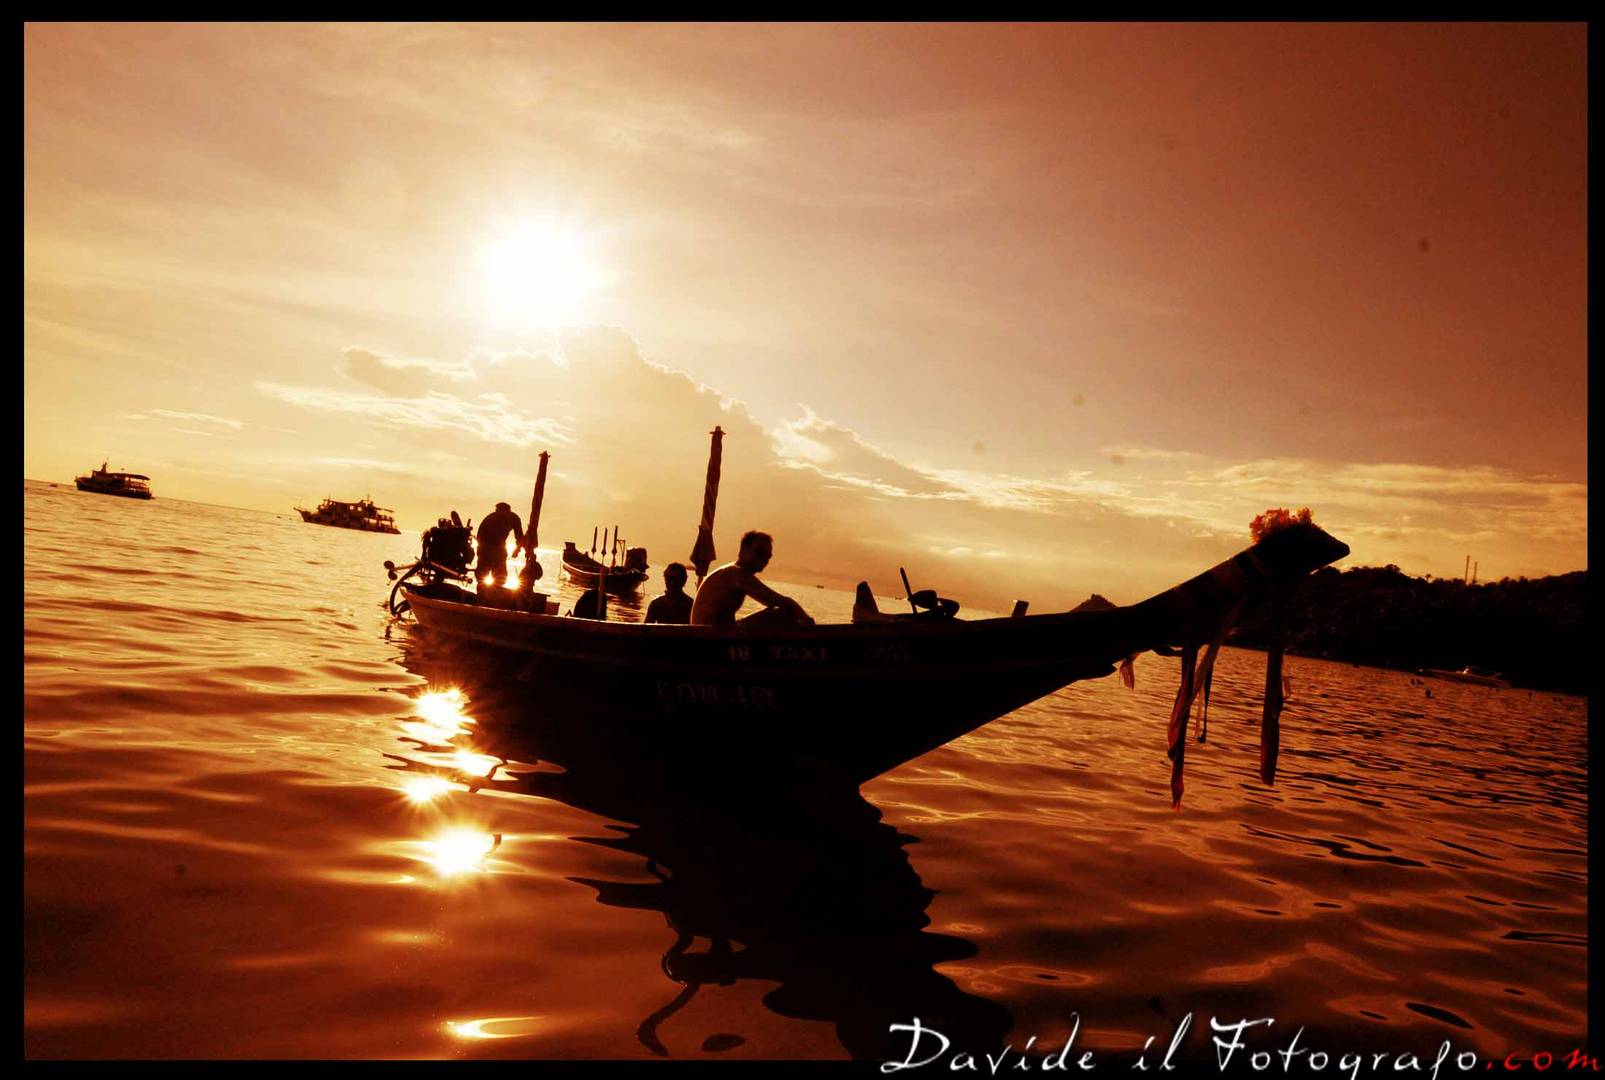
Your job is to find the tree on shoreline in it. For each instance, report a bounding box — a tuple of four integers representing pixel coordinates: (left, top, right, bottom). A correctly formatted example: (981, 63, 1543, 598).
(1228, 566, 1587, 695)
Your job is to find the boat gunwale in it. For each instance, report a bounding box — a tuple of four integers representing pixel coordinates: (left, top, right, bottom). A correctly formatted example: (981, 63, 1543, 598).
(403, 586, 1142, 639)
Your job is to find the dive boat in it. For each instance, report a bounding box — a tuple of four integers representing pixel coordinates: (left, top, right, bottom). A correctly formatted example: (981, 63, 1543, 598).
(295, 497, 400, 534)
(402, 522, 1349, 785)
(75, 461, 152, 499)
(1422, 667, 1512, 689)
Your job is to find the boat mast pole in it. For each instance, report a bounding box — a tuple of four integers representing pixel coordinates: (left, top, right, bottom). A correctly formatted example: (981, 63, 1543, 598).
(689, 426, 724, 583)
(524, 451, 549, 585)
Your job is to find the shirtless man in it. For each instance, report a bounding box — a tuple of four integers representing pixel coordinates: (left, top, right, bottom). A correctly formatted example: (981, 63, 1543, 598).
(689, 530, 814, 626)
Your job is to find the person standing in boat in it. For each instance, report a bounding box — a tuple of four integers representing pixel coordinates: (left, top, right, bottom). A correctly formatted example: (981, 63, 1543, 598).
(475, 501, 525, 587)
(644, 562, 694, 625)
(689, 531, 814, 626)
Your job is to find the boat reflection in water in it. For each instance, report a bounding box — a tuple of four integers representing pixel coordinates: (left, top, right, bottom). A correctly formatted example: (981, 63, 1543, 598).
(387, 631, 1013, 1061)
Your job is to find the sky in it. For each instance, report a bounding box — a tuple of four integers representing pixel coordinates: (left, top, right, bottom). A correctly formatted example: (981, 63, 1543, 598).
(23, 23, 1587, 610)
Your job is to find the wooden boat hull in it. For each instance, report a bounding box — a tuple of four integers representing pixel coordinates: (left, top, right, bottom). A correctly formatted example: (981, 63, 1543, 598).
(405, 523, 1349, 783)
(1422, 668, 1511, 689)
(561, 560, 648, 595)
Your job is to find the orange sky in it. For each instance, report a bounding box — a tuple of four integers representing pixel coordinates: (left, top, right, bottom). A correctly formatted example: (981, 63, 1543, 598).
(24, 23, 1587, 610)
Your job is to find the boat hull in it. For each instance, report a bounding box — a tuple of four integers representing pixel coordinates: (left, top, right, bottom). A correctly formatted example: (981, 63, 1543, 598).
(402, 522, 1351, 784)
(561, 561, 648, 595)
(75, 478, 151, 499)
(1423, 668, 1511, 689)
(406, 593, 1142, 782)
(296, 508, 400, 534)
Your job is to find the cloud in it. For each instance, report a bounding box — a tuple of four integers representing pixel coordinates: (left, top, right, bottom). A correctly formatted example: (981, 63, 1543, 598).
(254, 330, 1586, 610)
(772, 407, 965, 498)
(336, 347, 478, 396)
(148, 408, 244, 430)
(256, 381, 570, 448)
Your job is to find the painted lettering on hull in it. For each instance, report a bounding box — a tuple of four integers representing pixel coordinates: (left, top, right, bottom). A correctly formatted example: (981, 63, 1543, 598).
(657, 682, 778, 712)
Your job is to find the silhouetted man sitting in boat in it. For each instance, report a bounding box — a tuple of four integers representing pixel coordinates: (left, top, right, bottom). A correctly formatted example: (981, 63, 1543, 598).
(475, 501, 525, 588)
(645, 562, 694, 625)
(689, 530, 814, 627)
(571, 587, 605, 620)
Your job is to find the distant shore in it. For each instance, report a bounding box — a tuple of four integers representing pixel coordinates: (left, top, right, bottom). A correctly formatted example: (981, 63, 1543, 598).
(1228, 564, 1587, 696)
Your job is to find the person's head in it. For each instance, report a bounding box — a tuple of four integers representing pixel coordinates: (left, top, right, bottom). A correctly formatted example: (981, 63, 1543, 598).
(737, 530, 774, 571)
(663, 562, 688, 591)
(495, 501, 510, 512)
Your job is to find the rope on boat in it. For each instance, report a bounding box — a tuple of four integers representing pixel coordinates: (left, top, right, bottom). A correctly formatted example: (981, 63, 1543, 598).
(1260, 583, 1287, 785)
(1166, 643, 1198, 810)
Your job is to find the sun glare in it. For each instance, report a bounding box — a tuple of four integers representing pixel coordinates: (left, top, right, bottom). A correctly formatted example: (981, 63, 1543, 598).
(478, 220, 602, 328)
(401, 775, 453, 804)
(423, 828, 502, 877)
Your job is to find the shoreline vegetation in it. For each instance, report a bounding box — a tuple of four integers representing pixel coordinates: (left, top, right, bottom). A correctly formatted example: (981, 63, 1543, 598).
(1228, 564, 1587, 696)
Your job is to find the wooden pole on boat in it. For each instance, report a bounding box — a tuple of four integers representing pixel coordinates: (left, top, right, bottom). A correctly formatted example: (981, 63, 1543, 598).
(591, 526, 598, 555)
(527, 451, 549, 551)
(689, 425, 724, 583)
(898, 568, 918, 614)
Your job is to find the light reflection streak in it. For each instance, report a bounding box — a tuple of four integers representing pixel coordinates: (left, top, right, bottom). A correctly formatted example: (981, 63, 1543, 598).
(414, 689, 470, 730)
(400, 775, 453, 804)
(446, 1015, 544, 1040)
(420, 828, 502, 876)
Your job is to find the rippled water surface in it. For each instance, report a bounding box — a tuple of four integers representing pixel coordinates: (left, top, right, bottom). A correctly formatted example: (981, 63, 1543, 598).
(23, 480, 1588, 1060)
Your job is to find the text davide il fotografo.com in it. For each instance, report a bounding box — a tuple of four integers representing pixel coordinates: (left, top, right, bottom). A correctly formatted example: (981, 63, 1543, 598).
(880, 1015, 1599, 1078)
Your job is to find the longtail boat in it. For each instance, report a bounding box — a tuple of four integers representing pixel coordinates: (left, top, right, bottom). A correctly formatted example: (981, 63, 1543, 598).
(1422, 667, 1511, 689)
(402, 521, 1349, 786)
(560, 541, 650, 596)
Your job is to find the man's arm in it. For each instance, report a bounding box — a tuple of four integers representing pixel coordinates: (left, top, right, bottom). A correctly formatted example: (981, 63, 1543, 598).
(742, 572, 806, 614)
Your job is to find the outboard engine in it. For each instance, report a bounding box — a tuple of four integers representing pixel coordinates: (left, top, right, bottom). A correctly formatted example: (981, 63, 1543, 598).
(384, 511, 476, 615)
(624, 546, 649, 573)
(421, 515, 475, 578)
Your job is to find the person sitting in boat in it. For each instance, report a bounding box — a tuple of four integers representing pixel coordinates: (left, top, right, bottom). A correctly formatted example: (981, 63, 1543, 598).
(475, 501, 525, 587)
(689, 530, 814, 626)
(644, 562, 694, 625)
(571, 587, 604, 620)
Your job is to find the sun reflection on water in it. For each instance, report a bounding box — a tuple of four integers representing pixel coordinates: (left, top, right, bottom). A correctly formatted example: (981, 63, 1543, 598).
(420, 828, 502, 876)
(445, 1015, 545, 1040)
(400, 775, 453, 804)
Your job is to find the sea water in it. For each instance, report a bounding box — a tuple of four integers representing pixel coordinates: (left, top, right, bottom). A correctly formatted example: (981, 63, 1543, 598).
(23, 480, 1588, 1060)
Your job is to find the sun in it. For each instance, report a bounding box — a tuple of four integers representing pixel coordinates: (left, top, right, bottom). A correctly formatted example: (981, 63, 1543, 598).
(477, 219, 602, 329)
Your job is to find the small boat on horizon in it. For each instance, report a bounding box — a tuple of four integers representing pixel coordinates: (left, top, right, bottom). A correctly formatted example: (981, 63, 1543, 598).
(1422, 667, 1512, 689)
(74, 460, 152, 500)
(295, 496, 400, 534)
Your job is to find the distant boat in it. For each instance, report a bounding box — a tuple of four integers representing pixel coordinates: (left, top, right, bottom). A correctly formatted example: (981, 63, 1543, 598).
(75, 460, 152, 500)
(561, 539, 649, 596)
(1422, 667, 1512, 689)
(295, 497, 399, 534)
